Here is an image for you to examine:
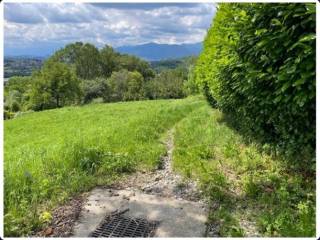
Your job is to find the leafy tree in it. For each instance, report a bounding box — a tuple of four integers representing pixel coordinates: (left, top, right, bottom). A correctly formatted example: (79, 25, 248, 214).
(124, 71, 145, 101)
(4, 41, 198, 113)
(117, 54, 155, 80)
(107, 70, 130, 102)
(4, 90, 22, 112)
(81, 78, 111, 104)
(144, 79, 163, 100)
(100, 45, 119, 78)
(5, 76, 33, 94)
(146, 69, 186, 99)
(4, 76, 33, 112)
(163, 69, 186, 98)
(50, 42, 154, 81)
(106, 70, 146, 102)
(30, 60, 81, 110)
(51, 42, 101, 79)
(51, 42, 83, 65)
(76, 43, 101, 79)
(183, 67, 199, 95)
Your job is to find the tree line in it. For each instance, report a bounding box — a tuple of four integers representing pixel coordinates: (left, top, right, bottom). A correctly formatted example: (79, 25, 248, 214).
(4, 42, 198, 118)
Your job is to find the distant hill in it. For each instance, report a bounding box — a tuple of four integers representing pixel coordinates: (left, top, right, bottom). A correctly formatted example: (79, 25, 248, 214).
(116, 42, 202, 61)
(4, 56, 44, 78)
(5, 42, 202, 62)
(150, 56, 197, 73)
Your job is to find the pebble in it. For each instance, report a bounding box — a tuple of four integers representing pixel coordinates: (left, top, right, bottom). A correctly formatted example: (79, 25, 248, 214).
(44, 227, 53, 236)
(122, 195, 130, 201)
(115, 130, 203, 202)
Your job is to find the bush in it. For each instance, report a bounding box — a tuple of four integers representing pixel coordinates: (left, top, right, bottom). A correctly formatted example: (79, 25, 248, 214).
(11, 101, 21, 112)
(123, 71, 145, 101)
(145, 69, 186, 99)
(107, 70, 145, 102)
(195, 3, 315, 157)
(81, 78, 110, 104)
(4, 110, 15, 120)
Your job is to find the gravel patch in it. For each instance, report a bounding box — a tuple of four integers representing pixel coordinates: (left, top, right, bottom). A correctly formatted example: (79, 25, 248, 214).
(115, 129, 204, 202)
(34, 194, 87, 237)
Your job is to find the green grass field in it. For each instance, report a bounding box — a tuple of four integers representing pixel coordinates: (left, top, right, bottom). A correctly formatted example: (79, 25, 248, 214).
(4, 96, 315, 237)
(4, 97, 203, 236)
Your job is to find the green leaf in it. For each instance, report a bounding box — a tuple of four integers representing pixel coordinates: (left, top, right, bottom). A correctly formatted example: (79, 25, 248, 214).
(299, 34, 316, 43)
(281, 82, 291, 92)
(293, 78, 306, 87)
(271, 18, 282, 26)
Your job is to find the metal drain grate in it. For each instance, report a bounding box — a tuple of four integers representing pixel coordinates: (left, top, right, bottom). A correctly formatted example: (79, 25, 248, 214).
(89, 209, 158, 237)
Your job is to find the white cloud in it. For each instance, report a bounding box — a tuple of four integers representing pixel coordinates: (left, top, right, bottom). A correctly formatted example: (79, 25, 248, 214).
(4, 2, 216, 55)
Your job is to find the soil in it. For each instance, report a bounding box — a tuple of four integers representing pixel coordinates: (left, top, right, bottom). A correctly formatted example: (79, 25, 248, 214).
(35, 194, 88, 237)
(114, 129, 204, 202)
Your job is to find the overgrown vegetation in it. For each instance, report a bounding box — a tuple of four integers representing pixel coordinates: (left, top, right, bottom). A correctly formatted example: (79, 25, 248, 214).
(190, 3, 315, 236)
(195, 3, 315, 159)
(173, 103, 315, 237)
(4, 3, 315, 238)
(4, 43, 198, 118)
(4, 97, 203, 236)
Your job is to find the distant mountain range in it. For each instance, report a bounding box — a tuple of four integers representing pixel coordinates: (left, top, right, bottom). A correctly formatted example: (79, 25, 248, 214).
(116, 42, 202, 61)
(5, 42, 202, 62)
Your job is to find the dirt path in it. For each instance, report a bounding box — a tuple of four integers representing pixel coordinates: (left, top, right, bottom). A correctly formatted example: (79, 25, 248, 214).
(36, 128, 261, 237)
(72, 128, 208, 237)
(116, 128, 203, 201)
(37, 128, 207, 237)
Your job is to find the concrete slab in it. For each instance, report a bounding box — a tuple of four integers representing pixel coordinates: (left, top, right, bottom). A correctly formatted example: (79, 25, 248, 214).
(73, 188, 208, 237)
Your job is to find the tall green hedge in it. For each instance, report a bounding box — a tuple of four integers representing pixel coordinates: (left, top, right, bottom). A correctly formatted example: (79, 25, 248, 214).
(195, 3, 315, 157)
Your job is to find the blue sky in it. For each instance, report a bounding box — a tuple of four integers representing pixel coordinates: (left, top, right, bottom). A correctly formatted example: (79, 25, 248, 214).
(4, 3, 216, 56)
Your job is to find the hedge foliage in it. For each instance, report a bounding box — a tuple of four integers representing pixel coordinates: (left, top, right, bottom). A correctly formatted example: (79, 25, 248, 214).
(195, 3, 315, 157)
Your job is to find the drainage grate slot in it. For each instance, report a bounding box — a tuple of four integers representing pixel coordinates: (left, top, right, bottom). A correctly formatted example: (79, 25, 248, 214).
(89, 209, 158, 237)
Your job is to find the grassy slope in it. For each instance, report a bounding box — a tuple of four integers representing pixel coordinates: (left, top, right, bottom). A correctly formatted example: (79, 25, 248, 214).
(5, 97, 315, 237)
(173, 103, 315, 237)
(4, 97, 204, 236)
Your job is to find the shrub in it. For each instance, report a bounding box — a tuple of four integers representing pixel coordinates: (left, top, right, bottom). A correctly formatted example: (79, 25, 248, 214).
(4, 110, 15, 120)
(195, 3, 315, 157)
(81, 78, 110, 104)
(145, 69, 186, 99)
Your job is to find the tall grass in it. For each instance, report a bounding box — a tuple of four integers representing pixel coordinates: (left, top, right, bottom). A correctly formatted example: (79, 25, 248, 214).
(4, 97, 204, 236)
(173, 103, 315, 237)
(5, 96, 314, 237)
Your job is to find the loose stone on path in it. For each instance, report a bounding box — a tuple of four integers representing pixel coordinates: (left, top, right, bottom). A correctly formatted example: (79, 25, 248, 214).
(73, 128, 209, 237)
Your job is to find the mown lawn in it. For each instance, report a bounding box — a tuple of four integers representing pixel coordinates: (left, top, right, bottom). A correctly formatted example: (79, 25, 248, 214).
(4, 96, 204, 236)
(173, 103, 315, 237)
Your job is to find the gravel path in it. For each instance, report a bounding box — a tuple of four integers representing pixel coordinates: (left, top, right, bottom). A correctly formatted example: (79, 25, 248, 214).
(116, 129, 203, 202)
(35, 128, 207, 237)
